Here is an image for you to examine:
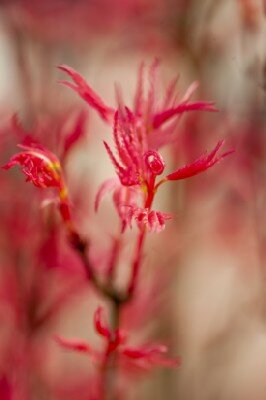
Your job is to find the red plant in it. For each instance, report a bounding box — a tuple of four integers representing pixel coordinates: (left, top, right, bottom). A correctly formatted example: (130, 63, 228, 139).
(58, 61, 217, 149)
(2, 142, 73, 229)
(97, 109, 232, 233)
(2, 60, 233, 400)
(55, 306, 180, 371)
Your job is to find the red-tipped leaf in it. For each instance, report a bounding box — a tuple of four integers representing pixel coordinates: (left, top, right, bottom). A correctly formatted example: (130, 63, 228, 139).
(166, 140, 234, 181)
(58, 64, 114, 123)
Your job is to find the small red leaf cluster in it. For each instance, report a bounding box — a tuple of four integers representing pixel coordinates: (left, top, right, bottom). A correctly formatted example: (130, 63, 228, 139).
(58, 61, 232, 233)
(55, 306, 180, 371)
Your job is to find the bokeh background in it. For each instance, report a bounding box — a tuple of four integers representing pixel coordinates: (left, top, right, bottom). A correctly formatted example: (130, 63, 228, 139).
(0, 1, 265, 399)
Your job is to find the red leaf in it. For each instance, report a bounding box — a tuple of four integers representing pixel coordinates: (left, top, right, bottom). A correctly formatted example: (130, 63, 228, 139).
(153, 101, 218, 130)
(54, 335, 91, 353)
(122, 344, 181, 369)
(58, 65, 114, 123)
(63, 109, 88, 158)
(94, 307, 111, 339)
(94, 177, 119, 212)
(121, 205, 172, 233)
(166, 140, 234, 181)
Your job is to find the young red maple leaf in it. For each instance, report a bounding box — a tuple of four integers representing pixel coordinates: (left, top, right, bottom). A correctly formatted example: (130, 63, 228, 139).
(97, 110, 233, 233)
(58, 64, 115, 123)
(58, 60, 217, 149)
(2, 143, 72, 225)
(164, 140, 234, 182)
(55, 306, 179, 371)
(121, 205, 172, 233)
(103, 109, 165, 187)
(11, 111, 88, 162)
(58, 61, 233, 234)
(2, 144, 62, 190)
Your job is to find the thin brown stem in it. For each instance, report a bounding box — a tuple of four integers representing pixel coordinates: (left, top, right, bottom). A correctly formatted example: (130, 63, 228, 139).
(106, 236, 121, 283)
(75, 236, 124, 302)
(126, 228, 147, 298)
